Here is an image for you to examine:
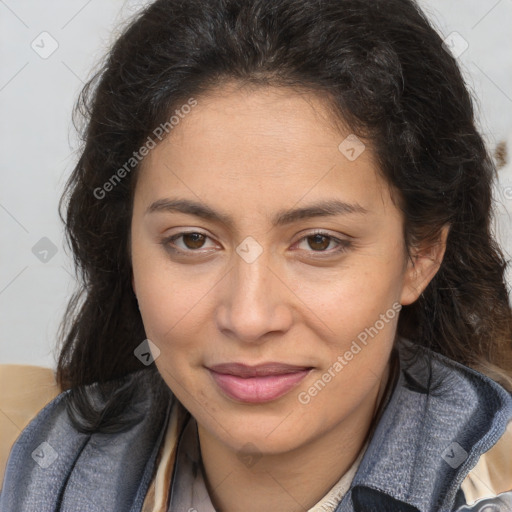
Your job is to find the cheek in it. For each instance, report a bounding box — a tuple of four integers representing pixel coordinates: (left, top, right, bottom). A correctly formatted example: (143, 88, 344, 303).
(302, 301, 397, 426)
(297, 254, 404, 335)
(297, 249, 403, 387)
(135, 272, 204, 345)
(131, 237, 195, 344)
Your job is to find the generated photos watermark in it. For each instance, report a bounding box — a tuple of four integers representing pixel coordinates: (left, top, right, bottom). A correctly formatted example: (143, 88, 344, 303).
(93, 97, 197, 200)
(297, 301, 402, 405)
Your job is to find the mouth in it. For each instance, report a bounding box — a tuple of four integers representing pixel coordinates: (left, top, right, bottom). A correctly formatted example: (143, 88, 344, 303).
(206, 362, 313, 403)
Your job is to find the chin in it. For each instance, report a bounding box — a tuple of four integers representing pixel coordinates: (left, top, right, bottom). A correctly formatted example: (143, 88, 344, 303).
(206, 412, 311, 454)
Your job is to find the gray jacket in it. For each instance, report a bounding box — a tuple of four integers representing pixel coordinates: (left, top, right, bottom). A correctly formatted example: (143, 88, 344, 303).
(1, 338, 511, 511)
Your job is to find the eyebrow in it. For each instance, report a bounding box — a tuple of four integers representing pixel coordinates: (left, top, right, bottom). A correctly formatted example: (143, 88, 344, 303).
(146, 198, 368, 228)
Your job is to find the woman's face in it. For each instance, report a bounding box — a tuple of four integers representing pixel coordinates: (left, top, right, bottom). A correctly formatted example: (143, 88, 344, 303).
(130, 84, 430, 456)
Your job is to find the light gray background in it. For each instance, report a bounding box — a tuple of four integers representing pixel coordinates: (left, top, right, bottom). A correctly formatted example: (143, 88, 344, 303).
(1, 0, 511, 369)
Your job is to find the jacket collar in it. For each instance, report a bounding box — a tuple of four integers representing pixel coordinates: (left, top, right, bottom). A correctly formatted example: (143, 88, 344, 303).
(338, 337, 512, 512)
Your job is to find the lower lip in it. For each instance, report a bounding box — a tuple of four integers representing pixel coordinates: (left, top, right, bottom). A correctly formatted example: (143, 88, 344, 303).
(208, 369, 312, 403)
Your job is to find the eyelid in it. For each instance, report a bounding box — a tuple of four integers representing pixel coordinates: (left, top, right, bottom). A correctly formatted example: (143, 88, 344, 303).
(292, 230, 352, 255)
(161, 229, 218, 253)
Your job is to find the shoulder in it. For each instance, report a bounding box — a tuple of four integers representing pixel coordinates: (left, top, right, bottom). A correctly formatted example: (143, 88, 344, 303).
(458, 417, 512, 510)
(0, 364, 61, 488)
(0, 367, 172, 511)
(409, 343, 512, 510)
(389, 338, 512, 510)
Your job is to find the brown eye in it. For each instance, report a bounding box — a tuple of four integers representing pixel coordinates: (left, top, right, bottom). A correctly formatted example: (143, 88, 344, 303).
(294, 231, 352, 257)
(161, 231, 217, 255)
(181, 232, 206, 249)
(307, 234, 331, 251)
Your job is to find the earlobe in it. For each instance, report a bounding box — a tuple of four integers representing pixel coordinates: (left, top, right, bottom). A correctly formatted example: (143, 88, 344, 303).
(400, 224, 450, 306)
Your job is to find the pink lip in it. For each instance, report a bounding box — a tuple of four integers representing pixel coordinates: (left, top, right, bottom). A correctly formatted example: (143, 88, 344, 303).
(207, 363, 312, 403)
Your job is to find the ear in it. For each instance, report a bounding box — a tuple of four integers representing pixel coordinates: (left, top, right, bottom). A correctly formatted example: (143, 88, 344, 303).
(400, 224, 450, 306)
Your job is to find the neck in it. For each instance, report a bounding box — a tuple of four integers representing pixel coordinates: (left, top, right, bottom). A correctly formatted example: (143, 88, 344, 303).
(197, 362, 392, 512)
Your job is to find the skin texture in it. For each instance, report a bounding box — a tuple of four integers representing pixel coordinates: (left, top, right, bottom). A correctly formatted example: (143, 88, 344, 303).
(130, 83, 448, 511)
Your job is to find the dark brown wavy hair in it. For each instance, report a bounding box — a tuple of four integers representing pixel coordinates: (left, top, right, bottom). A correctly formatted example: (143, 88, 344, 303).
(55, 0, 512, 433)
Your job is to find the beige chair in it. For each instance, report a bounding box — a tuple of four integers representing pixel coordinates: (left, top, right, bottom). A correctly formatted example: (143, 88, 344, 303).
(0, 364, 61, 489)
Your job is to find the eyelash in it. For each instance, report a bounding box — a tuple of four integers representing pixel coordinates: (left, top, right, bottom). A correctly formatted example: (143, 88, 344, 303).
(160, 230, 351, 258)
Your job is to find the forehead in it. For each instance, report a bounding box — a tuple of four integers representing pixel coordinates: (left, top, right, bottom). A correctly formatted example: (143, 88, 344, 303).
(168, 83, 349, 161)
(135, 84, 396, 222)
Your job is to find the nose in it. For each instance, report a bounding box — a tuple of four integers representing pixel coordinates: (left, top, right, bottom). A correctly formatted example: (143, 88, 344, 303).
(215, 246, 293, 344)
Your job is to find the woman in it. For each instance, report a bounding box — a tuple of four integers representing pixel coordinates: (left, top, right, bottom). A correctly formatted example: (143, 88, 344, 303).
(1, 0, 511, 510)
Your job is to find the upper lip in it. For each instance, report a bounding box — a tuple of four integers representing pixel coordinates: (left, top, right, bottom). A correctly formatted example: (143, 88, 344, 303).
(208, 362, 312, 378)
